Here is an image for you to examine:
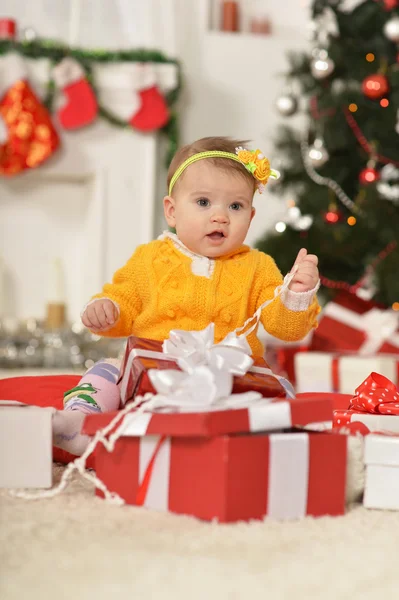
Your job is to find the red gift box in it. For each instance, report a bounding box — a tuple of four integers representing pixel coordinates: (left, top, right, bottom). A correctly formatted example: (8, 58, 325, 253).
(311, 292, 399, 355)
(83, 402, 346, 522)
(119, 335, 287, 405)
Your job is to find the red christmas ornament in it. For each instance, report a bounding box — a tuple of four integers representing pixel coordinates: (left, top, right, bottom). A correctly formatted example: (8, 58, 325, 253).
(324, 209, 342, 224)
(0, 54, 60, 176)
(383, 0, 399, 10)
(361, 73, 389, 100)
(359, 166, 380, 184)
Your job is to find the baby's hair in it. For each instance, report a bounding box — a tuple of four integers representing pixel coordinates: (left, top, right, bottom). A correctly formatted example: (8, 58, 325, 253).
(167, 136, 257, 194)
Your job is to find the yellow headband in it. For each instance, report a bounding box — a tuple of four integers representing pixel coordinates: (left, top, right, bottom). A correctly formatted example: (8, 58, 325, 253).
(168, 148, 280, 196)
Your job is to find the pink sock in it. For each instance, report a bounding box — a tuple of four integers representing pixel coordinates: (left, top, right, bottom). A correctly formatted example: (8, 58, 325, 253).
(53, 359, 121, 456)
(63, 359, 121, 413)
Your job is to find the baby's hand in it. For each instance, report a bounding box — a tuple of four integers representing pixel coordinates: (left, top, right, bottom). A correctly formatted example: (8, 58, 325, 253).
(81, 299, 119, 332)
(288, 248, 319, 293)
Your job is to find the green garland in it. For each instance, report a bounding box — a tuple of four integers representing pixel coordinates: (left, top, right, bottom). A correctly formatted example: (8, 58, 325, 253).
(0, 39, 182, 166)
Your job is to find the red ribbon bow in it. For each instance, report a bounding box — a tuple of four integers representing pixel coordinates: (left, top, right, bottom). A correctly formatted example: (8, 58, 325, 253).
(350, 372, 399, 415)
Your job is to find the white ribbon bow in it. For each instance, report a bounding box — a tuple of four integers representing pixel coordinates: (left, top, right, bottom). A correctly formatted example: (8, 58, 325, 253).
(162, 322, 254, 375)
(147, 364, 262, 413)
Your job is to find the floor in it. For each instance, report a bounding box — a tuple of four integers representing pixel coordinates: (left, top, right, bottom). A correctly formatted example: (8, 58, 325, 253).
(1, 464, 399, 600)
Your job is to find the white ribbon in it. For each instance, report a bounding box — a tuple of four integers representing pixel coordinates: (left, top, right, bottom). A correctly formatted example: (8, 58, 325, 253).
(147, 364, 262, 413)
(163, 323, 254, 375)
(323, 302, 399, 355)
(267, 433, 309, 520)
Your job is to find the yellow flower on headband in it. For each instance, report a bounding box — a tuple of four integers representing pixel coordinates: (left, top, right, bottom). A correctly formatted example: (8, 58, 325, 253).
(236, 147, 279, 193)
(235, 149, 254, 165)
(253, 149, 271, 184)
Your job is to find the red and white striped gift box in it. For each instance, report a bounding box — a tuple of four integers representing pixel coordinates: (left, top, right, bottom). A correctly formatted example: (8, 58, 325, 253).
(295, 352, 399, 394)
(311, 292, 399, 356)
(83, 397, 345, 523)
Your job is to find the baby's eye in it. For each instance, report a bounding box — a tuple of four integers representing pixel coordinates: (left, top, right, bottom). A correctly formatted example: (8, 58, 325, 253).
(197, 198, 210, 207)
(230, 203, 242, 211)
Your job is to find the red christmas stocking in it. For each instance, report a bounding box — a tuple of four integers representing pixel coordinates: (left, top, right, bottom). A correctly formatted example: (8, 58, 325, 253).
(0, 53, 60, 176)
(130, 64, 169, 132)
(53, 58, 98, 130)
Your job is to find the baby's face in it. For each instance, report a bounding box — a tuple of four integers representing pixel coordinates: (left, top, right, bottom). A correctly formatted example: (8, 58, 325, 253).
(164, 161, 255, 258)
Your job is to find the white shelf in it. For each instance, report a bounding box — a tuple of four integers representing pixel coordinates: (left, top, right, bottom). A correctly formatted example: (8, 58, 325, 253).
(206, 24, 307, 44)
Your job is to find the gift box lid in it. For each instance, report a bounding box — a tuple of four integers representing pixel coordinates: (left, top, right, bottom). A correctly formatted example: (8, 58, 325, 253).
(83, 394, 333, 438)
(364, 433, 399, 466)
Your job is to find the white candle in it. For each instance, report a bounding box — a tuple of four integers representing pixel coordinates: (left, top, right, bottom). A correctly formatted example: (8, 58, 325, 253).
(48, 258, 65, 305)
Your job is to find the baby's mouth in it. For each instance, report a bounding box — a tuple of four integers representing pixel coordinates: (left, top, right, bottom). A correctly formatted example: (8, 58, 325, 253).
(207, 231, 225, 240)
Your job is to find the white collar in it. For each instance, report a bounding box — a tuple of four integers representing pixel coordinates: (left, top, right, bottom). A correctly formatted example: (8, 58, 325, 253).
(158, 231, 215, 278)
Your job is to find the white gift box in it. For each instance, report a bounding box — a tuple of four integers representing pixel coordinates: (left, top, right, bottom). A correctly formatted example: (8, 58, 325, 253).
(295, 352, 398, 394)
(0, 401, 53, 488)
(364, 434, 399, 510)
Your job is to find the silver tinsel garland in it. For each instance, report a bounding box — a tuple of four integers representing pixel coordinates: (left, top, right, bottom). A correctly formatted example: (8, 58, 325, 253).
(301, 138, 365, 216)
(0, 317, 126, 371)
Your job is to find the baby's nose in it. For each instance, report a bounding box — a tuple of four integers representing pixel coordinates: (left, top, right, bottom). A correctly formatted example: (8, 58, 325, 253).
(211, 212, 229, 223)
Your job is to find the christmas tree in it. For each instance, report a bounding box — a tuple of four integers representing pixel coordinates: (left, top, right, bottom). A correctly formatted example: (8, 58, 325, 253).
(256, 0, 399, 308)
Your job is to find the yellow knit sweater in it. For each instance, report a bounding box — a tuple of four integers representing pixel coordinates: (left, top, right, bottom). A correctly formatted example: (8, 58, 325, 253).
(92, 235, 320, 357)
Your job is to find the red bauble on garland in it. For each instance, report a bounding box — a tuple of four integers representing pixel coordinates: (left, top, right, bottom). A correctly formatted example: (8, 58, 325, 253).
(383, 0, 399, 10)
(359, 167, 380, 185)
(361, 73, 389, 100)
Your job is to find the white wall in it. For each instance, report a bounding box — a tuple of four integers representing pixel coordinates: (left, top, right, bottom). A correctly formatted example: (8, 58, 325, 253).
(167, 0, 310, 246)
(0, 0, 177, 53)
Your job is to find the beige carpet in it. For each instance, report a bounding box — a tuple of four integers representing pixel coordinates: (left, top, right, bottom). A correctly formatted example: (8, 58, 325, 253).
(1, 465, 399, 600)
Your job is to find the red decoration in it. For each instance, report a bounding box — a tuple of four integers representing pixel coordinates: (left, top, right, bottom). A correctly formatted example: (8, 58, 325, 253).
(0, 18, 16, 40)
(324, 209, 342, 223)
(59, 79, 97, 130)
(359, 166, 380, 184)
(53, 58, 97, 130)
(130, 85, 169, 132)
(350, 372, 399, 414)
(383, 0, 399, 9)
(361, 73, 389, 100)
(0, 77, 60, 176)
